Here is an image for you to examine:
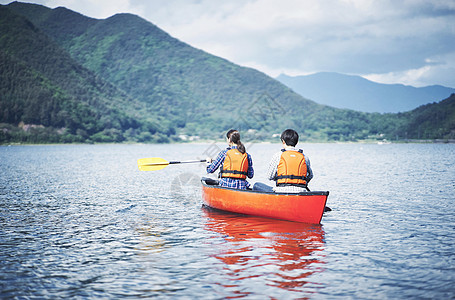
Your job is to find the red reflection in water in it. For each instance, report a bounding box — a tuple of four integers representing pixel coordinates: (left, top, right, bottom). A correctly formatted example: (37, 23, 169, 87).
(203, 206, 326, 298)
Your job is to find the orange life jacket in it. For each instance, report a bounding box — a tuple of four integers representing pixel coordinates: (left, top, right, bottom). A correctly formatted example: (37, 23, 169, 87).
(276, 149, 308, 186)
(220, 148, 249, 179)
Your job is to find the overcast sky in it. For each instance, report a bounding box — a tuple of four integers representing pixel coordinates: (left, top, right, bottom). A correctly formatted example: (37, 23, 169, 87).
(2, 0, 455, 88)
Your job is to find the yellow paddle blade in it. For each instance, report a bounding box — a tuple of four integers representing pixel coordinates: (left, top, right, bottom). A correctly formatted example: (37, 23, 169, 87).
(137, 157, 169, 171)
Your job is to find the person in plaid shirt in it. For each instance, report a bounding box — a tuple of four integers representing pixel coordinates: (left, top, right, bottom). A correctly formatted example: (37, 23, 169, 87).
(206, 130, 254, 189)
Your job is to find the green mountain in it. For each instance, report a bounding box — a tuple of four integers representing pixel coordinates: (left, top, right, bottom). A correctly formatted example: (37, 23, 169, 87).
(1, 2, 454, 144)
(6, 2, 321, 136)
(0, 4, 172, 143)
(397, 94, 455, 140)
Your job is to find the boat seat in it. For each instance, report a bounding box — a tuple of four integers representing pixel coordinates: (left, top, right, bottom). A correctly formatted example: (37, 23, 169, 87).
(202, 177, 219, 186)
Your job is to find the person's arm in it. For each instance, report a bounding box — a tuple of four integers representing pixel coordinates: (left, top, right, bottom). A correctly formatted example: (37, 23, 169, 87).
(247, 154, 254, 179)
(305, 155, 313, 182)
(207, 150, 226, 174)
(266, 152, 281, 181)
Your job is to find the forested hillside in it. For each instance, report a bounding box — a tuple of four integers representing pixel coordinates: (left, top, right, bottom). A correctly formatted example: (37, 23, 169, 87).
(1, 2, 454, 144)
(0, 5, 173, 143)
(397, 93, 455, 139)
(7, 2, 322, 137)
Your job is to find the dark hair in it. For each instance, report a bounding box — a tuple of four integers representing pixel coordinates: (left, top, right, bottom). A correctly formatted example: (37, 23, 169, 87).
(226, 129, 246, 154)
(280, 129, 299, 147)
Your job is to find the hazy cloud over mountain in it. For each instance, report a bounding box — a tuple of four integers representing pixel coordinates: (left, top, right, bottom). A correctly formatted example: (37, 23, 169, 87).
(2, 0, 455, 88)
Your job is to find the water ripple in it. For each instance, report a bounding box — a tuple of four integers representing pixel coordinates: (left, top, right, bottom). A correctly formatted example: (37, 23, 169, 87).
(1, 144, 454, 298)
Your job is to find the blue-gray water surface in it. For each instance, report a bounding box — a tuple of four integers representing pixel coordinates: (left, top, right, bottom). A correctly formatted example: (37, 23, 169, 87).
(1, 143, 454, 299)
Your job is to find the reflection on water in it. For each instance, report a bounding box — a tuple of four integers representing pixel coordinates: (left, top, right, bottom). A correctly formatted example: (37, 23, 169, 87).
(203, 206, 326, 298)
(135, 220, 169, 254)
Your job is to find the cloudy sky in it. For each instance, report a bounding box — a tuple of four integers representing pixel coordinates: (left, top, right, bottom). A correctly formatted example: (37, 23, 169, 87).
(2, 0, 455, 88)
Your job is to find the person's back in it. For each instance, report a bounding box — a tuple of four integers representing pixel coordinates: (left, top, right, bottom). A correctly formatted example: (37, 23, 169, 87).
(206, 130, 254, 189)
(253, 129, 313, 193)
(220, 147, 249, 180)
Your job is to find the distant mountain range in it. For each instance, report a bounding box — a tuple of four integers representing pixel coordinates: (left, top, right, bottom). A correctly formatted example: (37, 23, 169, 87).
(1, 2, 454, 143)
(277, 72, 455, 113)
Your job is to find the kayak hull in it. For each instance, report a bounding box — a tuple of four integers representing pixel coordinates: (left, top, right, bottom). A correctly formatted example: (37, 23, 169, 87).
(201, 179, 329, 224)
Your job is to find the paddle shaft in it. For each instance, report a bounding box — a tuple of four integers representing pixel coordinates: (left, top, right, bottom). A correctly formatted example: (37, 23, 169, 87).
(142, 159, 206, 166)
(168, 159, 207, 165)
(137, 158, 207, 171)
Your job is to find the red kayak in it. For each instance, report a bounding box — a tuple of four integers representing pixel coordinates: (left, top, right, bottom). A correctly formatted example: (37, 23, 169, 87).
(201, 178, 329, 224)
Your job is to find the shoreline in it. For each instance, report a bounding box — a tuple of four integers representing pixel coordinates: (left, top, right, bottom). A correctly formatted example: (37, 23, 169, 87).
(2, 139, 455, 146)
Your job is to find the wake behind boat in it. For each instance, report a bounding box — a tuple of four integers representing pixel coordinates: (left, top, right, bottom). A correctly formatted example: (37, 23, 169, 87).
(201, 178, 329, 224)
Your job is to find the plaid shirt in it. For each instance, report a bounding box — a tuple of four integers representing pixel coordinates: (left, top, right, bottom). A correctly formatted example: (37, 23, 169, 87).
(206, 146, 254, 189)
(266, 147, 313, 193)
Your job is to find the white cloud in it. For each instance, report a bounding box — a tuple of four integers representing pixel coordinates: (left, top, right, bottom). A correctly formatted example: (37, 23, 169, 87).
(364, 52, 455, 88)
(364, 67, 434, 87)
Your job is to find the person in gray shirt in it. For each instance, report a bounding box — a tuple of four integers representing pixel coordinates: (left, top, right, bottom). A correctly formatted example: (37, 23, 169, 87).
(253, 129, 313, 193)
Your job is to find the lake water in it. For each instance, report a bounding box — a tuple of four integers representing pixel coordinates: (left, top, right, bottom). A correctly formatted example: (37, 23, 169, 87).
(1, 143, 454, 299)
